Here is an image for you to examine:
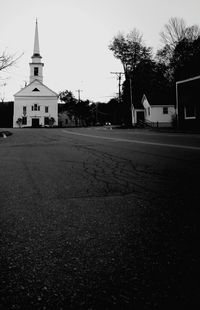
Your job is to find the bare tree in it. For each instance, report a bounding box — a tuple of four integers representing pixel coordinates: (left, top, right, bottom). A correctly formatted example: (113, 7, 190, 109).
(160, 17, 187, 49)
(158, 17, 200, 65)
(161, 17, 200, 48)
(0, 50, 22, 72)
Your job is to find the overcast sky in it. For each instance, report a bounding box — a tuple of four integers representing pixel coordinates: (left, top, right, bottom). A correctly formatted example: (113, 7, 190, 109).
(0, 0, 200, 102)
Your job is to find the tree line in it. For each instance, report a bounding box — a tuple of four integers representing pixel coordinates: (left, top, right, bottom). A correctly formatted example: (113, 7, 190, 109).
(108, 17, 200, 125)
(1, 17, 200, 127)
(58, 90, 121, 126)
(59, 17, 200, 126)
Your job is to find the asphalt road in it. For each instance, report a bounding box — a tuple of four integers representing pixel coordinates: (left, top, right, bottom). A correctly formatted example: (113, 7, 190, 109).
(0, 127, 200, 309)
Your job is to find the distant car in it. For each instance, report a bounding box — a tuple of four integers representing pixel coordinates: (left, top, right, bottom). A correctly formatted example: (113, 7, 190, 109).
(105, 122, 111, 126)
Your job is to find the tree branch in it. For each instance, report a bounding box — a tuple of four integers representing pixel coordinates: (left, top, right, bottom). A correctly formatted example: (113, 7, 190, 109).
(0, 51, 23, 72)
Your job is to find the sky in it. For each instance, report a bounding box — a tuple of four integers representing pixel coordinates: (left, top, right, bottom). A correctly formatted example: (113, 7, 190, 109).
(0, 0, 200, 102)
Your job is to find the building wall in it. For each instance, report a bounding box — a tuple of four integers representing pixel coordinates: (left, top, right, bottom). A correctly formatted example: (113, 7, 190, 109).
(177, 76, 200, 129)
(147, 106, 175, 123)
(13, 96, 58, 127)
(0, 101, 13, 127)
(143, 97, 175, 126)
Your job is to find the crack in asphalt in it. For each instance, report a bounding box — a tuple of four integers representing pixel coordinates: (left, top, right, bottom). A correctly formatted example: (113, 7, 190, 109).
(71, 143, 173, 201)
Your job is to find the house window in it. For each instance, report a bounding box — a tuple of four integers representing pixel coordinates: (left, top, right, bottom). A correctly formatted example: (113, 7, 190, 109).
(22, 117, 27, 125)
(45, 106, 49, 113)
(44, 117, 49, 125)
(148, 107, 151, 116)
(23, 106, 27, 114)
(184, 104, 196, 119)
(163, 107, 168, 114)
(34, 67, 39, 76)
(32, 88, 40, 92)
(32, 104, 40, 111)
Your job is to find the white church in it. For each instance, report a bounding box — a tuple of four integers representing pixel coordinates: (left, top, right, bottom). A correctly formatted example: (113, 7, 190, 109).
(13, 21, 58, 128)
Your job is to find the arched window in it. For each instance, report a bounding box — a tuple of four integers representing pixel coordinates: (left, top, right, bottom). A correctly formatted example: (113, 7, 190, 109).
(32, 104, 40, 111)
(34, 67, 39, 76)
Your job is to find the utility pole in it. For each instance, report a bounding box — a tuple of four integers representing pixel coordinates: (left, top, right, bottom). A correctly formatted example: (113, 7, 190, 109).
(95, 102, 99, 124)
(76, 89, 83, 102)
(129, 76, 133, 125)
(111, 72, 124, 102)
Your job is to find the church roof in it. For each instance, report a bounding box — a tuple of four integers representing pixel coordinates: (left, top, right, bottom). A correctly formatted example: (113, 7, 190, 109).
(14, 79, 58, 97)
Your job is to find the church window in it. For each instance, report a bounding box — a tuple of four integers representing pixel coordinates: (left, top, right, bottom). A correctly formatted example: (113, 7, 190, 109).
(23, 106, 27, 114)
(45, 106, 49, 113)
(22, 117, 27, 125)
(32, 88, 40, 92)
(34, 67, 39, 76)
(32, 103, 40, 111)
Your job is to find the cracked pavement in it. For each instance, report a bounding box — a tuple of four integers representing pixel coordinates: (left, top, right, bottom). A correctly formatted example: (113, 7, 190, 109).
(0, 128, 200, 309)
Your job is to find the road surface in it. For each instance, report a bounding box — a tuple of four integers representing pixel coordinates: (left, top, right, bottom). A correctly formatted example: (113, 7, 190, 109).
(0, 127, 200, 309)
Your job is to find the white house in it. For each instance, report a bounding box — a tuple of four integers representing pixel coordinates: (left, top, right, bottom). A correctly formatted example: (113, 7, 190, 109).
(13, 20, 58, 128)
(142, 94, 175, 127)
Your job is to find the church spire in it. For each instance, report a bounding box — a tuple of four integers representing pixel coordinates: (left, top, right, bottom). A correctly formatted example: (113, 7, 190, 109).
(33, 19, 41, 57)
(30, 19, 44, 83)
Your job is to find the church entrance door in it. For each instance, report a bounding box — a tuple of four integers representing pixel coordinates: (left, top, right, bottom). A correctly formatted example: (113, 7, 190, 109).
(32, 118, 40, 128)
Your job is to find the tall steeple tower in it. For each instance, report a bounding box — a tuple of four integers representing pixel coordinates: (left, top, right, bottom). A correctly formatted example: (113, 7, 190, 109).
(14, 20, 58, 129)
(29, 19, 44, 83)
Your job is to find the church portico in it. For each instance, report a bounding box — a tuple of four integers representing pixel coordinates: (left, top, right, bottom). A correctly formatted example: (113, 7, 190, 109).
(13, 20, 58, 128)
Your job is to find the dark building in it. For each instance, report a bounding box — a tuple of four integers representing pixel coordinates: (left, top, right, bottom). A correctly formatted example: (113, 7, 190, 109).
(176, 76, 200, 130)
(0, 101, 14, 128)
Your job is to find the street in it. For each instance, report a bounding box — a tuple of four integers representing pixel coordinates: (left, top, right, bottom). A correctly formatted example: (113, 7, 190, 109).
(0, 127, 200, 309)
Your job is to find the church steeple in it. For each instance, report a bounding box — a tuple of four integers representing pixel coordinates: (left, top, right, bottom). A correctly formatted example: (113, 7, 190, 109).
(33, 19, 40, 57)
(29, 19, 44, 83)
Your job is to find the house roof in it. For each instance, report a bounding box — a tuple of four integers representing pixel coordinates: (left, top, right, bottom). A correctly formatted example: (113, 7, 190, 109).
(176, 75, 200, 85)
(142, 91, 174, 107)
(14, 79, 58, 97)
